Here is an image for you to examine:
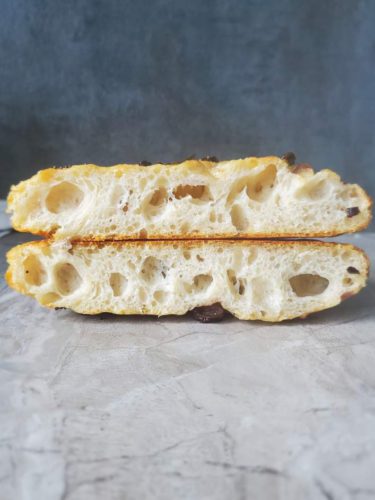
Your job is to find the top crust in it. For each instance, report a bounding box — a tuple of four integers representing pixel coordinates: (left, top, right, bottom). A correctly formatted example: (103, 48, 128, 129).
(7, 156, 372, 240)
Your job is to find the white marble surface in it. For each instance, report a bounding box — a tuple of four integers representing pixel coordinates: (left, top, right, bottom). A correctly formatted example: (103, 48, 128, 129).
(0, 200, 11, 238)
(1, 232, 375, 500)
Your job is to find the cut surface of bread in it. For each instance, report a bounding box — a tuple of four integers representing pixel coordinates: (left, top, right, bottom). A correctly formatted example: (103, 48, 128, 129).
(6, 239, 369, 321)
(7, 157, 371, 240)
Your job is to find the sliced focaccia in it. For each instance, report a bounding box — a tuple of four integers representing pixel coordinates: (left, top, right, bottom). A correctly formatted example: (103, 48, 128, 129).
(6, 239, 369, 321)
(7, 156, 371, 240)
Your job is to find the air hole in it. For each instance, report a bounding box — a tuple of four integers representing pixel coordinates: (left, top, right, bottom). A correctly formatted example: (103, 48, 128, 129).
(247, 249, 257, 265)
(232, 248, 243, 268)
(193, 274, 213, 292)
(230, 204, 248, 231)
(227, 164, 277, 204)
(246, 164, 277, 201)
(197, 254, 205, 262)
(140, 257, 167, 283)
(343, 277, 353, 286)
(227, 269, 246, 296)
(347, 266, 359, 274)
(149, 187, 168, 206)
(111, 185, 124, 207)
(173, 184, 212, 201)
(109, 273, 127, 296)
(341, 251, 352, 262)
(139, 229, 148, 238)
(142, 187, 168, 218)
(54, 263, 82, 295)
(296, 178, 329, 200)
(289, 274, 329, 297)
(228, 269, 237, 286)
(45, 182, 84, 213)
(209, 211, 216, 223)
(23, 254, 47, 286)
(183, 250, 191, 260)
(153, 290, 167, 303)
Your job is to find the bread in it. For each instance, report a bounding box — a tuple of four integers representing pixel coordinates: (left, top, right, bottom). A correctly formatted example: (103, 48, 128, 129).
(7, 156, 371, 240)
(6, 239, 369, 321)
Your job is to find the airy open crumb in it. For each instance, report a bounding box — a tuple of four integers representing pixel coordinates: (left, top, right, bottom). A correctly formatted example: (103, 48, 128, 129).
(7, 156, 371, 240)
(6, 239, 369, 322)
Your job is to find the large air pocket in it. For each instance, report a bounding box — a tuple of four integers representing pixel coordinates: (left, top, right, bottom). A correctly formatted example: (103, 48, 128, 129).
(23, 254, 47, 286)
(54, 262, 82, 295)
(173, 184, 212, 202)
(45, 182, 84, 213)
(227, 164, 277, 204)
(289, 274, 329, 297)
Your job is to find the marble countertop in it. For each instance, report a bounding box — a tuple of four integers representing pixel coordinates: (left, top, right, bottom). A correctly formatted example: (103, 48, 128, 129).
(1, 232, 375, 500)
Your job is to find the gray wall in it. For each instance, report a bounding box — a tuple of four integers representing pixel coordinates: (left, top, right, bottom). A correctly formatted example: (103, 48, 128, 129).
(1, 0, 374, 207)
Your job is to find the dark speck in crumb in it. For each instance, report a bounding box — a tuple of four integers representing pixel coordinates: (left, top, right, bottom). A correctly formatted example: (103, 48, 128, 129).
(347, 266, 360, 274)
(346, 207, 360, 217)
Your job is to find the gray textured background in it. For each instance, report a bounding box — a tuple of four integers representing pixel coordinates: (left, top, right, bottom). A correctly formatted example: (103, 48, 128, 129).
(0, 0, 374, 204)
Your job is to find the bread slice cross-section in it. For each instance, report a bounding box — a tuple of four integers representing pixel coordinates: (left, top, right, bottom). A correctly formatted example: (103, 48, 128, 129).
(7, 156, 371, 240)
(6, 239, 369, 321)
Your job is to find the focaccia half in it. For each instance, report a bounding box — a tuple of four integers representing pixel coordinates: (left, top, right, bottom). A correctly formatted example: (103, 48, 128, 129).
(7, 156, 371, 240)
(6, 239, 369, 321)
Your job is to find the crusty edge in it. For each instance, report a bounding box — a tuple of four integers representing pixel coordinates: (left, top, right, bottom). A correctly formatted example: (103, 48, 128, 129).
(6, 239, 370, 322)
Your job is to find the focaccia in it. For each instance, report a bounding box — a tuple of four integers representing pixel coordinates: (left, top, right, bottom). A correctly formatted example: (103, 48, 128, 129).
(6, 239, 369, 321)
(7, 156, 371, 240)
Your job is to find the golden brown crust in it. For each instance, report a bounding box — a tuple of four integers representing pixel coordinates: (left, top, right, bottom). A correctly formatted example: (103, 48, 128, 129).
(9, 218, 372, 241)
(6, 236, 370, 253)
